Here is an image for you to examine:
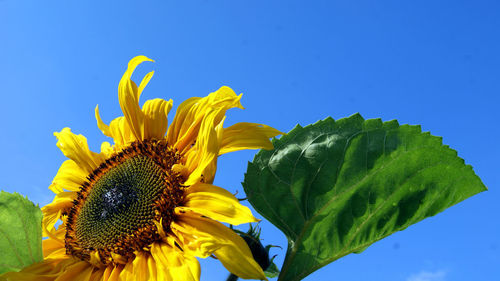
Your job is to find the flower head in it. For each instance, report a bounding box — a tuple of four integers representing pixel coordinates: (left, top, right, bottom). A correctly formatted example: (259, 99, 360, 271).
(2, 56, 281, 281)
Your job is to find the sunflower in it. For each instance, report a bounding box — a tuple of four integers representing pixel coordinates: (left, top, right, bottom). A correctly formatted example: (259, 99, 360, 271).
(1, 56, 281, 281)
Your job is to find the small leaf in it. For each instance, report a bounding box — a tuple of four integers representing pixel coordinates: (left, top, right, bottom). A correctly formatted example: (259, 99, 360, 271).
(0, 191, 43, 274)
(265, 257, 280, 278)
(243, 114, 486, 281)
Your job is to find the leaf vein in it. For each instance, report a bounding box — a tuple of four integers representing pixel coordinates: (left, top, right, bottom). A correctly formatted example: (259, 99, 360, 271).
(0, 226, 24, 267)
(11, 206, 36, 263)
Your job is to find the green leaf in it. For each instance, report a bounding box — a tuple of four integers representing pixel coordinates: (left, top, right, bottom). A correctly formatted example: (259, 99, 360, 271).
(265, 256, 280, 278)
(243, 114, 486, 281)
(0, 191, 43, 274)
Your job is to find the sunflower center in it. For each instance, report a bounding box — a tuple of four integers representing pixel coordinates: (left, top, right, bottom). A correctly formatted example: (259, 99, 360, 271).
(75, 155, 165, 249)
(65, 141, 185, 265)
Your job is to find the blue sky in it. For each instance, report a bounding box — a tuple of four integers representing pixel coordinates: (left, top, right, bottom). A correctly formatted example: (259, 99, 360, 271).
(1, 1, 499, 280)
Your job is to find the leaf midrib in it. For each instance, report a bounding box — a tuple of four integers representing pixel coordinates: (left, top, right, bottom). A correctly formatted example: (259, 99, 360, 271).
(0, 197, 40, 273)
(13, 205, 36, 263)
(0, 226, 24, 268)
(268, 129, 364, 239)
(278, 133, 443, 280)
(278, 128, 391, 279)
(288, 162, 471, 281)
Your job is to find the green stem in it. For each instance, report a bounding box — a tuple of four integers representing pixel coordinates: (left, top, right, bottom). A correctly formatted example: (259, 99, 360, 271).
(226, 273, 238, 281)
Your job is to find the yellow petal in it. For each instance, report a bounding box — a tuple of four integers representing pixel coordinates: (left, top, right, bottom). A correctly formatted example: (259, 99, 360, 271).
(142, 98, 173, 140)
(132, 252, 157, 281)
(137, 71, 154, 98)
(100, 266, 112, 281)
(42, 238, 63, 258)
(0, 258, 72, 281)
(44, 248, 67, 261)
(53, 260, 93, 281)
(117, 56, 154, 141)
(100, 141, 114, 158)
(95, 105, 112, 138)
(200, 118, 225, 183)
(146, 253, 159, 281)
(182, 183, 258, 225)
(118, 259, 134, 281)
(106, 265, 124, 281)
(165, 97, 201, 146)
(43, 224, 66, 258)
(150, 242, 200, 281)
(167, 86, 243, 152)
(49, 160, 87, 194)
(183, 109, 220, 186)
(41, 191, 77, 235)
(219, 122, 282, 155)
(108, 116, 134, 149)
(88, 268, 105, 281)
(96, 107, 136, 148)
(172, 210, 266, 280)
(42, 228, 65, 258)
(54, 128, 105, 173)
(2, 259, 92, 281)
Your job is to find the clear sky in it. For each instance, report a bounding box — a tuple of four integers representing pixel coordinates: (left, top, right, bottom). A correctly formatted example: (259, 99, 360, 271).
(1, 1, 499, 280)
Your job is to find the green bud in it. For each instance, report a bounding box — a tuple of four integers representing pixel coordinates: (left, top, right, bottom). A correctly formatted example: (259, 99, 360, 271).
(241, 233, 271, 271)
